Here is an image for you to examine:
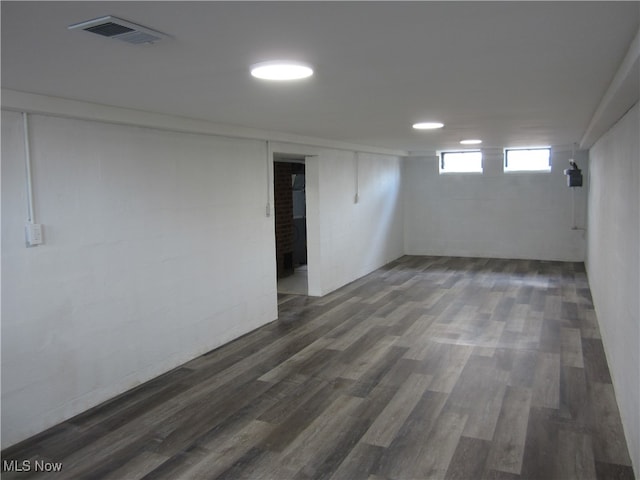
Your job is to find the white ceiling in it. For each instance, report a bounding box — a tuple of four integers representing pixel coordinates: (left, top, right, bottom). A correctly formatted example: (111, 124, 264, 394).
(2, 1, 638, 154)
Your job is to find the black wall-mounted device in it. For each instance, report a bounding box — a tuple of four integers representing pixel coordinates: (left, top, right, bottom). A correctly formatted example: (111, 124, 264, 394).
(564, 161, 583, 187)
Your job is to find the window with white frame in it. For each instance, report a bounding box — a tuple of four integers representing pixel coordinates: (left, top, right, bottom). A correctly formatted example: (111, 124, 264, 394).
(439, 150, 483, 174)
(504, 147, 551, 172)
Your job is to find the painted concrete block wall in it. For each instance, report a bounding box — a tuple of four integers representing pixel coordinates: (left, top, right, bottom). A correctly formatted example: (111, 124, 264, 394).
(270, 143, 404, 296)
(1, 111, 278, 448)
(586, 103, 639, 474)
(317, 151, 404, 294)
(403, 148, 587, 261)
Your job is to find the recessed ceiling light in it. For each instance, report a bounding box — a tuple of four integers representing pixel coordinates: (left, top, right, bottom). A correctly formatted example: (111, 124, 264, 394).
(250, 61, 313, 81)
(460, 139, 482, 145)
(412, 122, 444, 130)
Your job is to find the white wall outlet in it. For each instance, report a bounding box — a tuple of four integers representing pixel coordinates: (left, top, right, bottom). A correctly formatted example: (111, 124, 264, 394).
(25, 223, 43, 247)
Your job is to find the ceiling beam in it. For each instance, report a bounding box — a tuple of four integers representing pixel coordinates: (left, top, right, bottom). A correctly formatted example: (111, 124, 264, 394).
(581, 29, 640, 149)
(1, 89, 409, 158)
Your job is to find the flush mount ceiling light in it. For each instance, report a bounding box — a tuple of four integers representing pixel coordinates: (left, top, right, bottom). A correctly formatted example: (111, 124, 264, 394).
(412, 122, 444, 130)
(460, 139, 482, 145)
(250, 61, 314, 81)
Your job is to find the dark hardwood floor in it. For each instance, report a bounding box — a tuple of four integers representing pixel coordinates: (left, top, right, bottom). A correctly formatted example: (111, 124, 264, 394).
(1, 256, 634, 479)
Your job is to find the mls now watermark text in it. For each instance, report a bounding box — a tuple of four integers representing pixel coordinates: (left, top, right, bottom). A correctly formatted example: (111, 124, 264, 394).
(3, 459, 63, 473)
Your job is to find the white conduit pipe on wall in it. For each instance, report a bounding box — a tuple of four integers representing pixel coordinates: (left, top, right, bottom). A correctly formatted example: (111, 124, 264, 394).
(22, 112, 35, 224)
(571, 187, 577, 230)
(354, 151, 360, 204)
(266, 140, 272, 217)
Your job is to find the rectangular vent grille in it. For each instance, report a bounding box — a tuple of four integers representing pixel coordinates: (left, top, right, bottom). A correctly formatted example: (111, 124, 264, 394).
(68, 16, 167, 45)
(85, 22, 134, 37)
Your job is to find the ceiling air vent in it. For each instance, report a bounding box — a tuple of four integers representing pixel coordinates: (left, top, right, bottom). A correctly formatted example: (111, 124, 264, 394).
(68, 16, 167, 45)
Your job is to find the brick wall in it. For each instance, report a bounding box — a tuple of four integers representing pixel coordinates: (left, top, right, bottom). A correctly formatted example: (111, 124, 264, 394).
(274, 162, 294, 278)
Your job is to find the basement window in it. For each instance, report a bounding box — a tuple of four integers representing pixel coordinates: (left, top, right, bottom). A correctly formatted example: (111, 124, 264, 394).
(504, 147, 551, 172)
(439, 151, 483, 174)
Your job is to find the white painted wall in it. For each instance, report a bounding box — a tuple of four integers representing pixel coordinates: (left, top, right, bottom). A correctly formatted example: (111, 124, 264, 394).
(403, 148, 587, 261)
(1, 110, 405, 448)
(586, 103, 639, 474)
(1, 111, 279, 448)
(316, 151, 404, 295)
(270, 143, 404, 296)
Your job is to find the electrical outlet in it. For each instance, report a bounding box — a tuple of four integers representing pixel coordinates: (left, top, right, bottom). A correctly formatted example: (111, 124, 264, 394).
(25, 223, 43, 247)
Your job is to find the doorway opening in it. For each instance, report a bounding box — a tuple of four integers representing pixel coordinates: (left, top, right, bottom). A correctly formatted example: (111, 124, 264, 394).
(274, 157, 308, 295)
